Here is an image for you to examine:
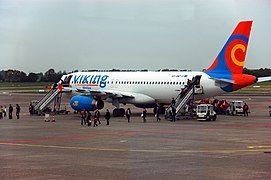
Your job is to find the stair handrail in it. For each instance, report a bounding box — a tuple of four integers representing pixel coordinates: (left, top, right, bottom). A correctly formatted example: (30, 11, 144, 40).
(39, 89, 60, 111)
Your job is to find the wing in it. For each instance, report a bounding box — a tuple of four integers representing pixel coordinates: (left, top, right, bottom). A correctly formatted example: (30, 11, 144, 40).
(67, 87, 134, 98)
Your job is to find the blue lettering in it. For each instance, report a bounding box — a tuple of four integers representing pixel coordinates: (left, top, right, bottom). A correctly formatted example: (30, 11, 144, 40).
(79, 75, 84, 83)
(92, 75, 101, 84)
(73, 75, 81, 84)
(89, 75, 94, 84)
(73, 74, 109, 88)
(99, 75, 109, 88)
(82, 75, 90, 84)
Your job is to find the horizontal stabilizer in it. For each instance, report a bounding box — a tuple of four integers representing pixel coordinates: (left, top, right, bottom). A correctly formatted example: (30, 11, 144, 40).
(257, 76, 271, 83)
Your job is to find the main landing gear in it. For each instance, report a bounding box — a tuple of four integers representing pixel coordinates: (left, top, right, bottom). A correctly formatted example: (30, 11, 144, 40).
(113, 108, 125, 117)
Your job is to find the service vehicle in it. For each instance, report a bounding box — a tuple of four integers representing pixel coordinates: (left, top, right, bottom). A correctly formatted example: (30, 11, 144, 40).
(196, 104, 216, 121)
(227, 100, 245, 116)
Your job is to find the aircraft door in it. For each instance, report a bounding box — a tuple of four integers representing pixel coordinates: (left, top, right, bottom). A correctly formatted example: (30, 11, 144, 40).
(63, 75, 73, 87)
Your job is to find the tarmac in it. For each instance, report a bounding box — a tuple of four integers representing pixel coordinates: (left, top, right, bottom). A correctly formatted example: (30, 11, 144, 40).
(0, 93, 271, 179)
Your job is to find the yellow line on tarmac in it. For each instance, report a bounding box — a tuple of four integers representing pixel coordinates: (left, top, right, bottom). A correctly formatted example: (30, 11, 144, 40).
(0, 142, 271, 154)
(247, 145, 271, 149)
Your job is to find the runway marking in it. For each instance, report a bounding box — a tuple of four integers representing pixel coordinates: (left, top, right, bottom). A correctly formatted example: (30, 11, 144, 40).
(0, 142, 271, 154)
(247, 145, 271, 149)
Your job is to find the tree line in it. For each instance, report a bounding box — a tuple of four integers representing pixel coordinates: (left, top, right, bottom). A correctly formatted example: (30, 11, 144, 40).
(0, 68, 270, 83)
(0, 69, 67, 83)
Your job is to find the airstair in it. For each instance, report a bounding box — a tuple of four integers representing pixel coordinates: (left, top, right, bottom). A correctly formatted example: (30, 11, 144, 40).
(165, 75, 203, 119)
(175, 86, 195, 114)
(34, 88, 61, 113)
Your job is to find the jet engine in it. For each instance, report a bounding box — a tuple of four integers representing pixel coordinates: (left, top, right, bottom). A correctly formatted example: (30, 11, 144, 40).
(70, 95, 104, 111)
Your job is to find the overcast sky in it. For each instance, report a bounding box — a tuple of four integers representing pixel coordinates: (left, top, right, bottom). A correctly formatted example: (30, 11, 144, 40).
(0, 0, 270, 73)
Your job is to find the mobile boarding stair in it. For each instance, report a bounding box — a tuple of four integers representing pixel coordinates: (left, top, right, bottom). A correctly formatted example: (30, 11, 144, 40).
(165, 75, 203, 119)
(33, 88, 62, 115)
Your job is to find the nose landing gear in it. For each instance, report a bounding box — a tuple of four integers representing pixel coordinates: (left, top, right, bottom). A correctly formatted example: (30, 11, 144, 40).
(113, 108, 125, 117)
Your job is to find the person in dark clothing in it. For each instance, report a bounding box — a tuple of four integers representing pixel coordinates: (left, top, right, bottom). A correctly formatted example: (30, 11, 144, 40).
(94, 109, 101, 124)
(243, 103, 249, 117)
(104, 109, 111, 125)
(172, 107, 177, 122)
(3, 106, 7, 117)
(0, 106, 3, 119)
(29, 103, 33, 115)
(142, 108, 147, 123)
(53, 82, 58, 90)
(16, 104, 20, 119)
(93, 111, 98, 127)
(156, 106, 161, 122)
(171, 98, 176, 106)
(9, 104, 13, 119)
(125, 108, 132, 123)
(87, 111, 92, 126)
(80, 110, 87, 125)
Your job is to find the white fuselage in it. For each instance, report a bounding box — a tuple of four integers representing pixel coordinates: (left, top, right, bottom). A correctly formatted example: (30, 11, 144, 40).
(64, 71, 225, 106)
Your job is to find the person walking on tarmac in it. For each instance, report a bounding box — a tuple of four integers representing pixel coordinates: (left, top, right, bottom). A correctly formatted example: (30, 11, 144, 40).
(104, 109, 111, 125)
(3, 106, 7, 118)
(87, 111, 92, 126)
(29, 103, 34, 115)
(93, 110, 99, 127)
(156, 106, 161, 122)
(94, 109, 101, 124)
(9, 104, 13, 119)
(80, 110, 87, 125)
(0, 106, 3, 119)
(125, 108, 132, 123)
(142, 108, 147, 123)
(16, 104, 21, 119)
(243, 103, 249, 117)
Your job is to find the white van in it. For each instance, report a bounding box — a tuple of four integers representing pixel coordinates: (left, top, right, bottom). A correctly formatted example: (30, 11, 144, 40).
(227, 100, 244, 116)
(196, 104, 217, 121)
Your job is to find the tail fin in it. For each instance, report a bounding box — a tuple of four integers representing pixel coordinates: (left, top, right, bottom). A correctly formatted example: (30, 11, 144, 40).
(205, 21, 253, 77)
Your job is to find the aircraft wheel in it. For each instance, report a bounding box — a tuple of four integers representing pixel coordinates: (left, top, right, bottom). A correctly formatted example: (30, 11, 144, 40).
(160, 106, 165, 114)
(119, 108, 125, 117)
(113, 109, 118, 117)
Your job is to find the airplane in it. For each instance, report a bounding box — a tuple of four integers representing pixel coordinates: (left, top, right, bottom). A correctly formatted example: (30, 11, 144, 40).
(58, 20, 271, 117)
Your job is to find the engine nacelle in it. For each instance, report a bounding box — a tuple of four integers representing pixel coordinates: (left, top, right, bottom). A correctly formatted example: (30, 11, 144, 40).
(70, 95, 104, 111)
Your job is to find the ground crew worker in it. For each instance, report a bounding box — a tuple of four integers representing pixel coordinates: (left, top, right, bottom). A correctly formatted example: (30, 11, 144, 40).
(16, 104, 21, 119)
(9, 104, 13, 119)
(104, 109, 111, 125)
(243, 103, 249, 117)
(125, 108, 132, 123)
